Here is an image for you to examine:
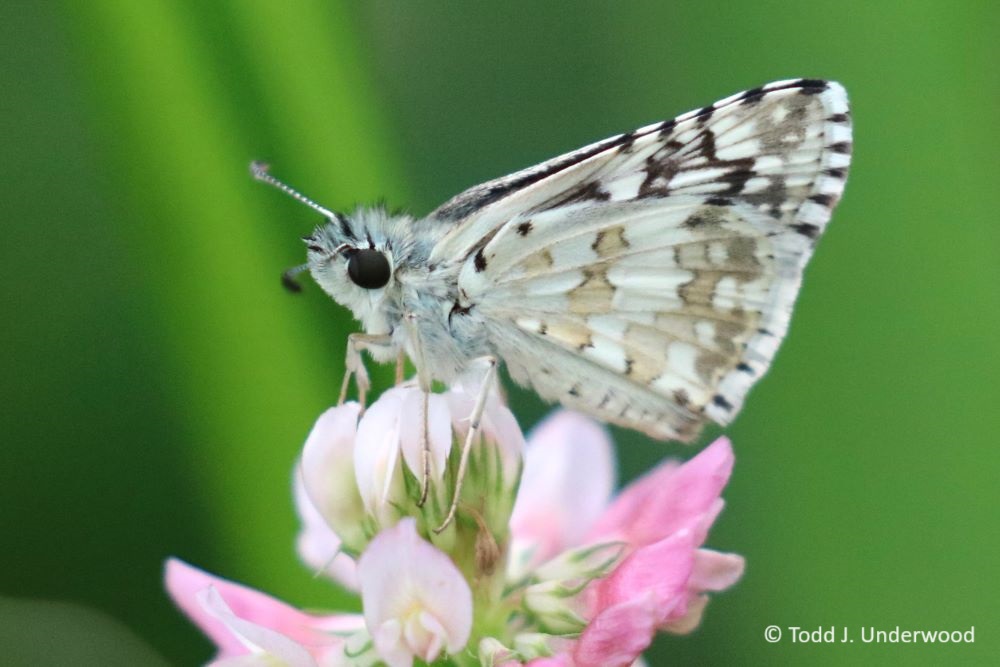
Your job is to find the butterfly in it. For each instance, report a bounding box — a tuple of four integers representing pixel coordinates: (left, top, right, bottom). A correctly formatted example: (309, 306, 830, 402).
(255, 78, 851, 446)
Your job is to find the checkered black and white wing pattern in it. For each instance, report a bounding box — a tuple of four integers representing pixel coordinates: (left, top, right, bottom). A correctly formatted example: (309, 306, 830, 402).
(432, 79, 852, 441)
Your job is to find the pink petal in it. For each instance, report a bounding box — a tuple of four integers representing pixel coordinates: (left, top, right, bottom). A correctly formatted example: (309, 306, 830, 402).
(688, 498, 726, 548)
(660, 594, 709, 635)
(573, 593, 661, 667)
(357, 519, 472, 664)
(587, 437, 733, 549)
(657, 550, 744, 634)
(510, 412, 615, 568)
(587, 531, 695, 619)
(164, 559, 362, 660)
(197, 586, 318, 667)
(526, 657, 573, 667)
(165, 559, 296, 657)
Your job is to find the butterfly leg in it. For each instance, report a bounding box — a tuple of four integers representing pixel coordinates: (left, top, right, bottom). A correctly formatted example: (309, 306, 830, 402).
(433, 356, 498, 534)
(338, 333, 393, 407)
(395, 349, 406, 385)
(418, 389, 432, 506)
(401, 313, 437, 508)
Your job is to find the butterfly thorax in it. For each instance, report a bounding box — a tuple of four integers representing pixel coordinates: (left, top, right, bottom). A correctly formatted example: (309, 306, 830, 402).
(307, 207, 490, 379)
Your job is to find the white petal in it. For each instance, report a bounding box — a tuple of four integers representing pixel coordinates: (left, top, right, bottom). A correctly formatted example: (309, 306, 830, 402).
(358, 519, 472, 664)
(373, 619, 412, 667)
(299, 404, 367, 549)
(446, 378, 525, 486)
(293, 476, 359, 590)
(399, 389, 452, 482)
(354, 390, 406, 516)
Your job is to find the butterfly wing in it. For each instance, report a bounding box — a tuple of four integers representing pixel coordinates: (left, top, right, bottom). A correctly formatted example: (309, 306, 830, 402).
(431, 79, 852, 440)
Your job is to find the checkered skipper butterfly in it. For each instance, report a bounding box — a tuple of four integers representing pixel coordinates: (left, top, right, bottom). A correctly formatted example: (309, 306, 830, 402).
(255, 78, 851, 446)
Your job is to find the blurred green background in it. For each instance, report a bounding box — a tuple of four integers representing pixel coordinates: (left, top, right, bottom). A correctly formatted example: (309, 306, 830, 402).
(2, 1, 997, 665)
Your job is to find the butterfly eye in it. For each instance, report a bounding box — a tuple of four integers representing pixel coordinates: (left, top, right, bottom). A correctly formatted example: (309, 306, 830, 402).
(346, 248, 391, 289)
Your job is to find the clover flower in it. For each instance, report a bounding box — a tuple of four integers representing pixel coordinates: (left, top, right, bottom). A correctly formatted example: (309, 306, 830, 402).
(167, 377, 743, 666)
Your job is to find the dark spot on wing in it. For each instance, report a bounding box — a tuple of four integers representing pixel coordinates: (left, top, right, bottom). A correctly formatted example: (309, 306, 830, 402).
(432, 133, 639, 220)
(448, 301, 473, 327)
(516, 221, 533, 236)
(673, 389, 690, 407)
(638, 154, 679, 198)
(741, 79, 829, 106)
(464, 223, 504, 271)
(742, 176, 787, 218)
(712, 394, 734, 410)
(796, 79, 829, 93)
(538, 180, 610, 211)
(683, 208, 725, 229)
(740, 87, 766, 106)
(619, 131, 637, 153)
(716, 164, 757, 195)
(695, 128, 718, 161)
(791, 222, 821, 238)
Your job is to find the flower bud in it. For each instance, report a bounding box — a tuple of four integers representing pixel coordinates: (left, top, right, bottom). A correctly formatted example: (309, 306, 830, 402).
(445, 363, 525, 542)
(523, 579, 588, 634)
(298, 403, 369, 554)
(478, 637, 518, 666)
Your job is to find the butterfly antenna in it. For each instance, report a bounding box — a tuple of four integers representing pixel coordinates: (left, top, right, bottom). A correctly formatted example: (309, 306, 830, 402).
(250, 161, 338, 220)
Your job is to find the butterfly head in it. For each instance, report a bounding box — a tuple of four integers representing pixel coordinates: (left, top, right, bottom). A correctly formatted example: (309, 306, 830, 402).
(302, 211, 401, 317)
(250, 162, 415, 337)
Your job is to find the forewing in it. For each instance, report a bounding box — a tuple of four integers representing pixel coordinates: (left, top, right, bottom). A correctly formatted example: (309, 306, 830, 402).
(441, 79, 852, 440)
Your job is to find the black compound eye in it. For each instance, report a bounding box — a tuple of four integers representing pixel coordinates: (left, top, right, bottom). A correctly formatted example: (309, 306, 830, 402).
(346, 248, 391, 289)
